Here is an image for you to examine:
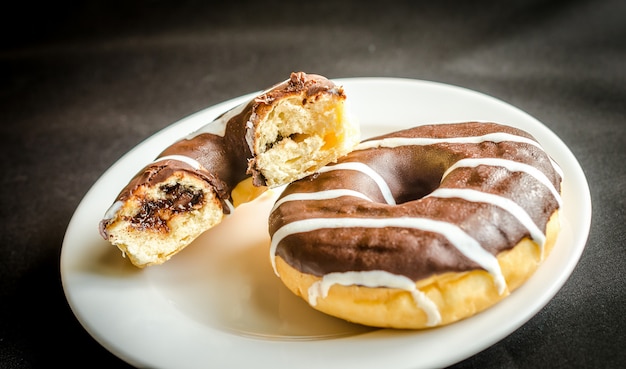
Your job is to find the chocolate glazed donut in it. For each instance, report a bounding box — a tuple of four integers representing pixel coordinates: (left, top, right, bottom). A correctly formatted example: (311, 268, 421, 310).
(99, 72, 359, 268)
(268, 122, 563, 329)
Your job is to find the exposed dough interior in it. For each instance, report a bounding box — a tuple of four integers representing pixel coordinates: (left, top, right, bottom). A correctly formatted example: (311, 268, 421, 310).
(256, 95, 358, 188)
(105, 173, 224, 267)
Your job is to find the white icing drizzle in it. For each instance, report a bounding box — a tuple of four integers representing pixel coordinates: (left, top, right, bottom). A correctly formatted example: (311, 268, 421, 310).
(270, 217, 506, 294)
(153, 155, 202, 170)
(187, 78, 290, 139)
(356, 132, 564, 182)
(224, 199, 235, 215)
(103, 200, 124, 221)
(187, 101, 248, 138)
(549, 157, 564, 179)
(442, 158, 563, 208)
(318, 163, 396, 205)
(427, 188, 547, 259)
(355, 132, 541, 150)
(270, 189, 374, 214)
(308, 270, 442, 327)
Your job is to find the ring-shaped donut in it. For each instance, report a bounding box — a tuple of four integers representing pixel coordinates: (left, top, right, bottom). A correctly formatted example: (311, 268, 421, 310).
(268, 121, 562, 329)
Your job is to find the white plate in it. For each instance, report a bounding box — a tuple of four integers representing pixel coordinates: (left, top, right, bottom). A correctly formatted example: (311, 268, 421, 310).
(61, 78, 591, 369)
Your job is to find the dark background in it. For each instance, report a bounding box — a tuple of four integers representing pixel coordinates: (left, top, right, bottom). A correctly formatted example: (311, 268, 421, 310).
(1, 0, 624, 368)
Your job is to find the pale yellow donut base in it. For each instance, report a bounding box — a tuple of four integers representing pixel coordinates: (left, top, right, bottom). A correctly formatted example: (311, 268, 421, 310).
(105, 172, 225, 268)
(275, 210, 560, 329)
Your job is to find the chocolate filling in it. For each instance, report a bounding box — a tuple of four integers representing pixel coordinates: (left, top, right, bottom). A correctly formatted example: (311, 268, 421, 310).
(129, 183, 205, 232)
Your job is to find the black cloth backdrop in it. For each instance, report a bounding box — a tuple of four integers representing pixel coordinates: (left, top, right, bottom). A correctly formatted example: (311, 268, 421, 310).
(1, 1, 624, 368)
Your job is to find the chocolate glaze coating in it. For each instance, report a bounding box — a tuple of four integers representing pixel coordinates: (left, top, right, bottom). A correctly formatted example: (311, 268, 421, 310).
(245, 71, 344, 186)
(100, 72, 343, 238)
(269, 122, 562, 281)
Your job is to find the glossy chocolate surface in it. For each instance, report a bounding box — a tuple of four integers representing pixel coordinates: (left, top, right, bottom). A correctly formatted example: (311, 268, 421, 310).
(269, 122, 562, 281)
(100, 72, 343, 236)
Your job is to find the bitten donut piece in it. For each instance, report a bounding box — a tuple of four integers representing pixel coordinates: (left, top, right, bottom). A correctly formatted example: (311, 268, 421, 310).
(99, 72, 359, 268)
(248, 72, 359, 187)
(268, 122, 563, 329)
